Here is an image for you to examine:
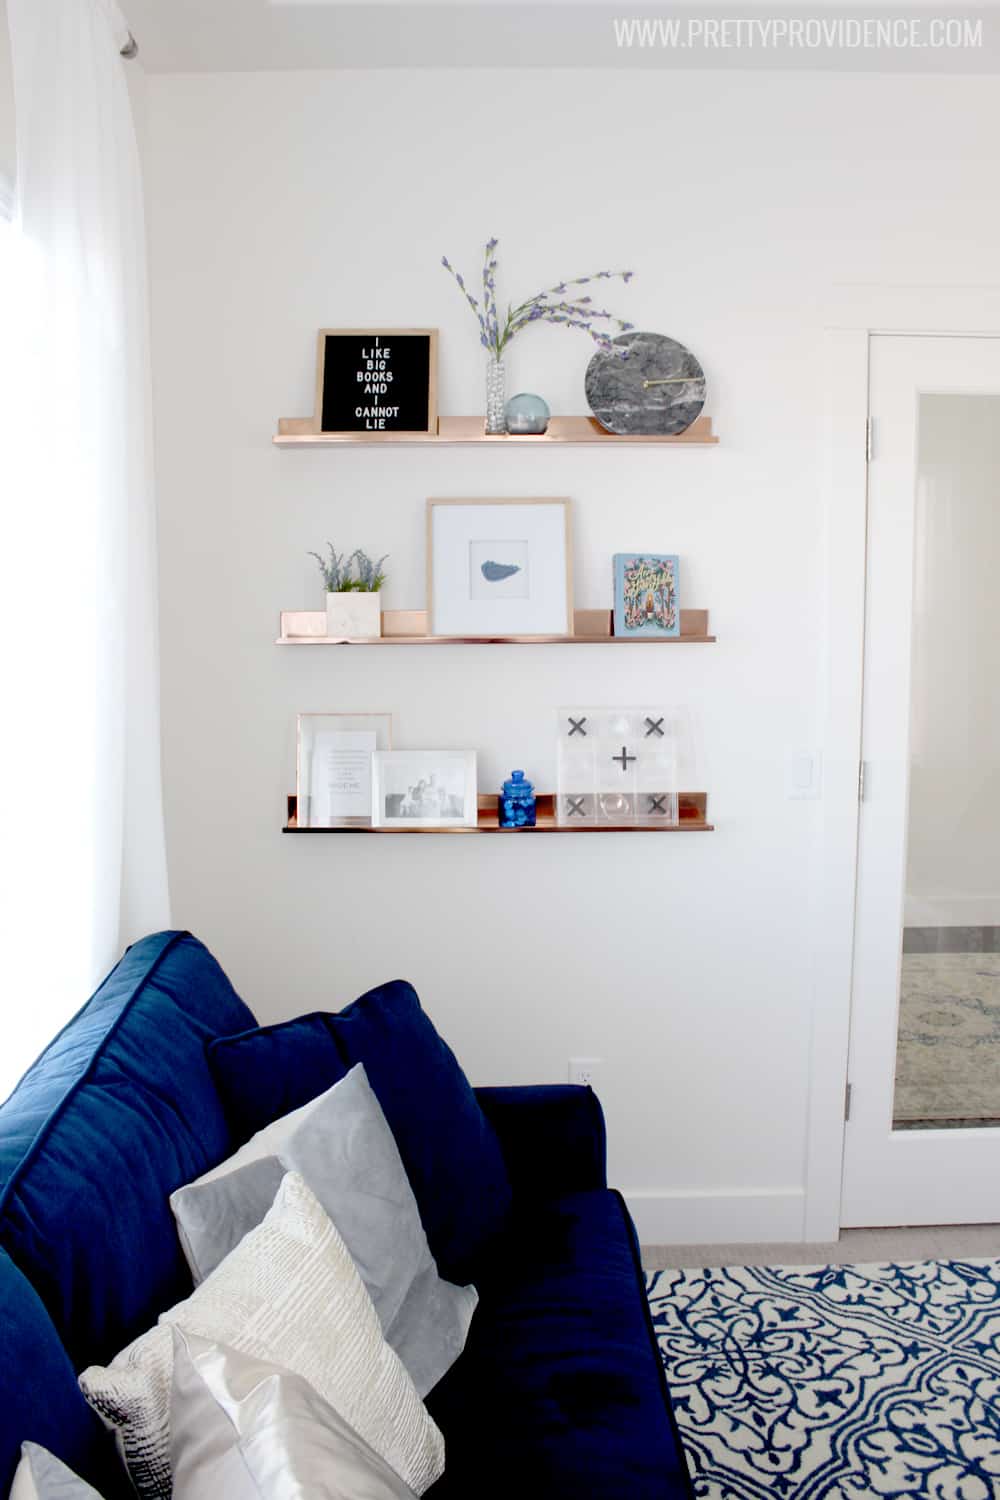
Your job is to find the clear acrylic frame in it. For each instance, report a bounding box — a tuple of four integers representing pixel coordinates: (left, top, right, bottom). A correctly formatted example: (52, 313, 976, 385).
(296, 713, 392, 828)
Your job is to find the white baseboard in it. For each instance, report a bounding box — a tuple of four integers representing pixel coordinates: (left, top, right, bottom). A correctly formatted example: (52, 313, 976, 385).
(904, 897, 1000, 926)
(625, 1187, 806, 1246)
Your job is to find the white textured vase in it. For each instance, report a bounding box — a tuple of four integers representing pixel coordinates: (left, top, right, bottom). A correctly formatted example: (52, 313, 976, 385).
(325, 592, 381, 640)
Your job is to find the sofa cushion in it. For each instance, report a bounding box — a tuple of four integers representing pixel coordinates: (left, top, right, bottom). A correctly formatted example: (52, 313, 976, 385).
(209, 984, 513, 1286)
(425, 1189, 693, 1500)
(0, 1250, 127, 1500)
(0, 931, 256, 1369)
(206, 1013, 348, 1144)
(327, 980, 512, 1285)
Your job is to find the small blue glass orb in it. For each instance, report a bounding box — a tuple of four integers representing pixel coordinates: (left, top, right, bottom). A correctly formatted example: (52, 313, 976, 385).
(499, 769, 537, 828)
(504, 392, 550, 435)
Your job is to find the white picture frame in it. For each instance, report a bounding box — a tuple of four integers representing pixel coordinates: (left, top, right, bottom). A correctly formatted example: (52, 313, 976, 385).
(427, 498, 573, 638)
(371, 750, 478, 829)
(296, 713, 392, 827)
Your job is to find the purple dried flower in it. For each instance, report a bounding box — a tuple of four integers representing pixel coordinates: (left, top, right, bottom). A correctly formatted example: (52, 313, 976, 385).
(442, 243, 635, 359)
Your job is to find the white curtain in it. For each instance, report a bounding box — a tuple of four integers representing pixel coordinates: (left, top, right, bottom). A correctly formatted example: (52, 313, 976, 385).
(0, 0, 169, 1098)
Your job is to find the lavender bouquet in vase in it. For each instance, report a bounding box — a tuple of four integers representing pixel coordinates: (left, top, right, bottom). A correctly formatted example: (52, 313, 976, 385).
(441, 238, 634, 433)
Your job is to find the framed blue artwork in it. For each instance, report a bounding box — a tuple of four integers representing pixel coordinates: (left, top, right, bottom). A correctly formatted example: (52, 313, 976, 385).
(613, 554, 680, 636)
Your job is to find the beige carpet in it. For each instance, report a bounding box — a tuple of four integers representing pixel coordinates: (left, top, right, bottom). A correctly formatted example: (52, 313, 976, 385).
(894, 952, 1000, 1124)
(642, 1221, 1000, 1270)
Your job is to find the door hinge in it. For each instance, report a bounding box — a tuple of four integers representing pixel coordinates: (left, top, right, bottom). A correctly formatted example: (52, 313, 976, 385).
(845, 1082, 853, 1121)
(866, 417, 875, 463)
(858, 760, 867, 802)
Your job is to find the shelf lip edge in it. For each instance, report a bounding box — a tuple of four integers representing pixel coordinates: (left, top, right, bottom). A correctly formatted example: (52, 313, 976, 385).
(275, 634, 717, 645)
(281, 823, 715, 835)
(273, 437, 720, 448)
(274, 413, 719, 447)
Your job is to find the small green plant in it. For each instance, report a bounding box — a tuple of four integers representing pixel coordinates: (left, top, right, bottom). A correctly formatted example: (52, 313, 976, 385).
(309, 544, 388, 593)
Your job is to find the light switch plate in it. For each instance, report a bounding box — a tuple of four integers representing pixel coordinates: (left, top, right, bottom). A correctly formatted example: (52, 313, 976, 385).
(787, 750, 823, 800)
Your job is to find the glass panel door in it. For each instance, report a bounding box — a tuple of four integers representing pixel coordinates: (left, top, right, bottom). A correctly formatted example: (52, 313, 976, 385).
(842, 336, 1000, 1228)
(894, 394, 1000, 1131)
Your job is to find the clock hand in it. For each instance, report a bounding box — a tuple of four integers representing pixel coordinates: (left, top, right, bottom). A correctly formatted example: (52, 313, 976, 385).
(642, 377, 699, 388)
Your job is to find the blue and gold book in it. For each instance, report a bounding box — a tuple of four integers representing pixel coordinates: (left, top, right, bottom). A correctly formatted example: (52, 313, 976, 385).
(613, 553, 680, 636)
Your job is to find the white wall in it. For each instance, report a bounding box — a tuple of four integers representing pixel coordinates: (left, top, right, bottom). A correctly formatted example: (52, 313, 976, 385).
(906, 395, 1000, 928)
(146, 67, 1000, 1242)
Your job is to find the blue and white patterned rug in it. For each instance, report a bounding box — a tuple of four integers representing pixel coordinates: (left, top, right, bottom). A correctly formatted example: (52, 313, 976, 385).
(646, 1260, 1000, 1500)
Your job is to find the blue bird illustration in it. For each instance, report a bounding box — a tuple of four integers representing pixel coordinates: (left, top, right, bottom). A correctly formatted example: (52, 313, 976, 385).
(481, 560, 522, 583)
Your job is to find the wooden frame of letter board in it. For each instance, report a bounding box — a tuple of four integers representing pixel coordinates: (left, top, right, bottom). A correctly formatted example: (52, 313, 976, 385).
(313, 328, 439, 437)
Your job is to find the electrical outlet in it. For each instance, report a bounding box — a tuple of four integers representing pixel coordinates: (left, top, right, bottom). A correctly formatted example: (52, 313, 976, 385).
(569, 1057, 602, 1089)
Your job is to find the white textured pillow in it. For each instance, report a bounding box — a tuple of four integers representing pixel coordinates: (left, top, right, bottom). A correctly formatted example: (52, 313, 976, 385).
(170, 1064, 478, 1397)
(170, 1327, 418, 1500)
(79, 1172, 444, 1500)
(9, 1445, 106, 1500)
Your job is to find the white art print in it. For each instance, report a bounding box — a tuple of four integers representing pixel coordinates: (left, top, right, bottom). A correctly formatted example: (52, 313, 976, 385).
(428, 499, 572, 638)
(372, 751, 478, 829)
(310, 730, 375, 822)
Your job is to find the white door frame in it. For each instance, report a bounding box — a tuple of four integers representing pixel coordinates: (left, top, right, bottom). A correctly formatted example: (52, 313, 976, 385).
(804, 285, 1000, 1241)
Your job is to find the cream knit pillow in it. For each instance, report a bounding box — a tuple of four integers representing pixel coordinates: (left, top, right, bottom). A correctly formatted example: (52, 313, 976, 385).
(79, 1172, 444, 1500)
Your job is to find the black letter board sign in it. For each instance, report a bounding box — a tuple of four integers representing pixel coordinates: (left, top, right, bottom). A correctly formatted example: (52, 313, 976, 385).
(314, 328, 438, 436)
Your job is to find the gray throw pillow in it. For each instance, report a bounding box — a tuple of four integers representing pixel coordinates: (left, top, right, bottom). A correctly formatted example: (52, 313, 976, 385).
(10, 1446, 107, 1500)
(170, 1064, 477, 1397)
(170, 1327, 418, 1500)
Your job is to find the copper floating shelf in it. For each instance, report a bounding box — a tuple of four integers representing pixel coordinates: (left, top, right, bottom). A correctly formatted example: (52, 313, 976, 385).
(273, 414, 718, 448)
(276, 608, 715, 646)
(283, 792, 712, 835)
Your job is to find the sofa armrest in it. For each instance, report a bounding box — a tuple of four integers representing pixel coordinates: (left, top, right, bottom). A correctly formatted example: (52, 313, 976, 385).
(475, 1085, 607, 1200)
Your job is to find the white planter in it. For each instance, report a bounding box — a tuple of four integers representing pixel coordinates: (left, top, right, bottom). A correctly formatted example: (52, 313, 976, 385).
(325, 591, 381, 639)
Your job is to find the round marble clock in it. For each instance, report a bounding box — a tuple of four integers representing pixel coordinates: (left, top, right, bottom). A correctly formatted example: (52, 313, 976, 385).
(584, 331, 706, 436)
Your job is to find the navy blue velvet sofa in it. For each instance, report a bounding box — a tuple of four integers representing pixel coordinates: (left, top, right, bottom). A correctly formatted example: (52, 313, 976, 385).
(0, 932, 692, 1500)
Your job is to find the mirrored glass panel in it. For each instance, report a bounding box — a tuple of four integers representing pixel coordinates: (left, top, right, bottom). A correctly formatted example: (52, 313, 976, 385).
(894, 394, 1000, 1130)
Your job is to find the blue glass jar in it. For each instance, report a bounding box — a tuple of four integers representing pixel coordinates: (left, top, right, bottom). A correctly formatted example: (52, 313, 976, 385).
(499, 769, 536, 828)
(504, 392, 550, 435)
